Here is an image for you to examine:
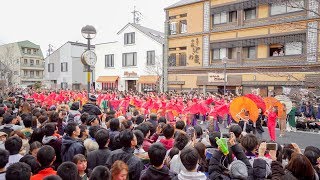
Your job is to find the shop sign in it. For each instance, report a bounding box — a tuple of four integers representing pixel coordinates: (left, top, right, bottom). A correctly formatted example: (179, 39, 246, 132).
(208, 73, 226, 83)
(124, 71, 137, 77)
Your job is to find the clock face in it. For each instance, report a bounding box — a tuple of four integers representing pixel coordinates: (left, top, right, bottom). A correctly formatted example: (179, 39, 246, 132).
(81, 50, 97, 66)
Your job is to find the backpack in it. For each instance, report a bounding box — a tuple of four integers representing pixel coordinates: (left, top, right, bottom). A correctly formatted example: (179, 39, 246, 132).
(0, 126, 14, 136)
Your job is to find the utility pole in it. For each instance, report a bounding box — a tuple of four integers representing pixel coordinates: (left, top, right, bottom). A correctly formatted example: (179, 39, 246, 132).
(47, 44, 53, 57)
(132, 6, 142, 24)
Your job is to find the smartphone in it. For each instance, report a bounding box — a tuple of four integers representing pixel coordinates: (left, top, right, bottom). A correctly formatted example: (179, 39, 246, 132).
(266, 143, 278, 150)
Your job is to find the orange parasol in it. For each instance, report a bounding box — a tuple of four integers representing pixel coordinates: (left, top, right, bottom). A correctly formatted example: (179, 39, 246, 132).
(263, 97, 284, 117)
(229, 97, 259, 123)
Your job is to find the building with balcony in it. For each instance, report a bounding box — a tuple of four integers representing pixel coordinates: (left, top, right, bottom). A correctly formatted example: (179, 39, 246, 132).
(0, 40, 44, 86)
(95, 23, 164, 92)
(164, 0, 320, 96)
(44, 41, 94, 90)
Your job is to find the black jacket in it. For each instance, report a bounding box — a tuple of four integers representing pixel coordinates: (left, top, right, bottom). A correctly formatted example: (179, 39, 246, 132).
(256, 114, 265, 133)
(140, 166, 176, 180)
(106, 147, 144, 180)
(82, 103, 102, 116)
(87, 148, 111, 170)
(61, 135, 85, 162)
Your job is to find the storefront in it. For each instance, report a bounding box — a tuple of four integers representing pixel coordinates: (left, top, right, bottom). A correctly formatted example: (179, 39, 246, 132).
(137, 75, 159, 92)
(96, 76, 119, 90)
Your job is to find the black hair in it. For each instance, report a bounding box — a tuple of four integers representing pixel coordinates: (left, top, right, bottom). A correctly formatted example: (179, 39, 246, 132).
(180, 147, 199, 171)
(240, 134, 258, 152)
(30, 141, 42, 154)
(0, 148, 9, 168)
(90, 165, 111, 180)
(57, 162, 79, 180)
(37, 145, 56, 167)
(5, 162, 31, 180)
(169, 147, 179, 159)
(5, 136, 22, 155)
(163, 124, 174, 139)
(43, 175, 63, 180)
(149, 114, 157, 121)
(135, 123, 150, 137)
(119, 129, 134, 148)
(22, 115, 32, 128)
(109, 118, 120, 131)
(305, 146, 320, 156)
(174, 133, 190, 150)
(304, 150, 319, 166)
(79, 124, 88, 138)
(209, 132, 221, 148)
(175, 120, 185, 130)
(43, 123, 56, 136)
(89, 125, 100, 139)
(19, 154, 41, 174)
(148, 143, 167, 167)
(229, 124, 242, 138)
(70, 102, 80, 110)
(29, 128, 44, 145)
(133, 110, 139, 116)
(64, 122, 78, 136)
(133, 130, 144, 147)
(80, 112, 89, 124)
(158, 116, 167, 124)
(122, 120, 133, 129)
(87, 115, 98, 126)
(135, 115, 144, 125)
(193, 125, 203, 139)
(95, 129, 109, 149)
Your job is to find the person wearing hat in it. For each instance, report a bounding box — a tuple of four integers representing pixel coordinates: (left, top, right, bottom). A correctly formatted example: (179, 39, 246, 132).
(86, 115, 100, 127)
(82, 95, 102, 116)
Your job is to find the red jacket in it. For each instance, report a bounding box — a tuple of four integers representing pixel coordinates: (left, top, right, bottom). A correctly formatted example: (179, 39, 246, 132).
(160, 138, 175, 150)
(267, 112, 277, 127)
(142, 139, 152, 152)
(31, 167, 57, 180)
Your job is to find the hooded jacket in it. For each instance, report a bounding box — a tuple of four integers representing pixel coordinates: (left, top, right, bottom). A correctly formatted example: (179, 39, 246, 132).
(30, 167, 57, 180)
(160, 138, 174, 150)
(42, 136, 62, 168)
(173, 170, 207, 180)
(61, 135, 85, 162)
(140, 165, 176, 180)
(67, 110, 81, 124)
(82, 103, 102, 116)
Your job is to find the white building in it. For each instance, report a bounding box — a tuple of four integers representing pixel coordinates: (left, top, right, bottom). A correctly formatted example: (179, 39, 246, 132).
(95, 23, 164, 92)
(45, 41, 94, 90)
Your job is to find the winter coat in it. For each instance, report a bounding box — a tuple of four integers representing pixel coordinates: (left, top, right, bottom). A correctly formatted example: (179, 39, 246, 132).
(30, 167, 57, 180)
(67, 110, 81, 124)
(140, 165, 176, 180)
(108, 130, 122, 150)
(61, 135, 85, 162)
(87, 147, 111, 170)
(81, 103, 102, 116)
(42, 136, 62, 168)
(160, 138, 175, 150)
(106, 147, 144, 180)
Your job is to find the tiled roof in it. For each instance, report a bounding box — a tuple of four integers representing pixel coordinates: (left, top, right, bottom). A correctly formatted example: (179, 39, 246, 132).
(165, 0, 203, 10)
(130, 23, 164, 44)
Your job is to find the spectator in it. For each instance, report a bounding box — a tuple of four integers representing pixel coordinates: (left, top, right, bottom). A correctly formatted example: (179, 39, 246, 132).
(43, 175, 62, 180)
(31, 145, 57, 180)
(206, 131, 220, 160)
(147, 113, 158, 133)
(87, 129, 111, 170)
(159, 124, 175, 150)
(84, 125, 100, 153)
(108, 118, 121, 151)
(177, 147, 207, 180)
(194, 142, 208, 173)
(5, 162, 31, 180)
(86, 115, 100, 127)
(79, 124, 89, 141)
(4, 136, 23, 168)
(0, 114, 22, 135)
(90, 165, 111, 180)
(170, 133, 191, 174)
(133, 130, 145, 153)
(0, 149, 9, 179)
(140, 143, 176, 180)
(229, 124, 243, 142)
(67, 102, 81, 124)
(111, 160, 128, 180)
(29, 128, 45, 145)
(57, 162, 79, 180)
(0, 131, 7, 149)
(106, 129, 144, 180)
(61, 122, 85, 162)
(135, 123, 152, 152)
(20, 115, 33, 139)
(29, 141, 42, 157)
(73, 154, 89, 180)
(42, 123, 62, 167)
(158, 116, 167, 124)
(10, 130, 30, 155)
(82, 95, 102, 116)
(240, 134, 259, 161)
(174, 120, 185, 137)
(19, 154, 41, 175)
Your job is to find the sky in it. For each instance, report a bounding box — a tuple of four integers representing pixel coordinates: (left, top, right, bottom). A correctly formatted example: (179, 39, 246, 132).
(0, 0, 174, 56)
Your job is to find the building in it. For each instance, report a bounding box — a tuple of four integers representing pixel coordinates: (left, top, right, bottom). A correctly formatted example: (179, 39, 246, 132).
(164, 0, 320, 96)
(0, 40, 44, 86)
(44, 41, 94, 90)
(95, 23, 164, 92)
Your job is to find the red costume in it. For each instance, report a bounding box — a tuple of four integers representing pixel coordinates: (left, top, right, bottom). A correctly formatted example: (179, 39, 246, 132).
(267, 112, 277, 141)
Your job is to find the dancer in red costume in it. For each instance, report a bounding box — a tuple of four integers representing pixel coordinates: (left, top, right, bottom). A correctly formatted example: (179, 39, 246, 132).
(267, 106, 278, 141)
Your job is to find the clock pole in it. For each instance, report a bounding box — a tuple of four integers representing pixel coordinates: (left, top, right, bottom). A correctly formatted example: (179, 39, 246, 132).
(87, 38, 91, 99)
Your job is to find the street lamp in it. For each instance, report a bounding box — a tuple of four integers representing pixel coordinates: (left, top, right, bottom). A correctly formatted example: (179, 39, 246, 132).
(222, 57, 228, 95)
(81, 25, 97, 98)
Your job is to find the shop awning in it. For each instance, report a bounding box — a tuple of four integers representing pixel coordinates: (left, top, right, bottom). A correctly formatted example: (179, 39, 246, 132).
(96, 76, 119, 83)
(137, 76, 159, 84)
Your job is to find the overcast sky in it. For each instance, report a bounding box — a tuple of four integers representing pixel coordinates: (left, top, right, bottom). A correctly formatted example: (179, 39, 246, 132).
(0, 0, 173, 56)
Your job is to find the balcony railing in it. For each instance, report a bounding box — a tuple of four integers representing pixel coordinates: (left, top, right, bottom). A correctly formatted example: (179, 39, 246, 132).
(21, 63, 45, 68)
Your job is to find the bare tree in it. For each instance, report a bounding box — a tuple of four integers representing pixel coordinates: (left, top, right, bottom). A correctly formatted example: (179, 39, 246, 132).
(0, 45, 18, 86)
(144, 55, 164, 92)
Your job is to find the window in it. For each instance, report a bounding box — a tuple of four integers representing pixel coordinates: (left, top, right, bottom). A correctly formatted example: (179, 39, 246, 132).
(147, 51, 155, 65)
(27, 49, 31, 54)
(61, 62, 68, 72)
(14, 71, 18, 75)
(30, 59, 34, 66)
(124, 32, 135, 45)
(36, 60, 39, 65)
(24, 71, 27, 76)
(243, 46, 256, 59)
(168, 53, 176, 66)
(105, 54, 114, 67)
(178, 53, 187, 66)
(30, 71, 34, 77)
(180, 20, 187, 33)
(212, 48, 227, 61)
(271, 0, 304, 15)
(213, 12, 227, 24)
(244, 8, 256, 20)
(122, 52, 137, 66)
(36, 71, 39, 77)
(170, 22, 177, 35)
(269, 42, 303, 57)
(24, 59, 28, 64)
(229, 11, 237, 22)
(48, 63, 54, 72)
(227, 48, 237, 59)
